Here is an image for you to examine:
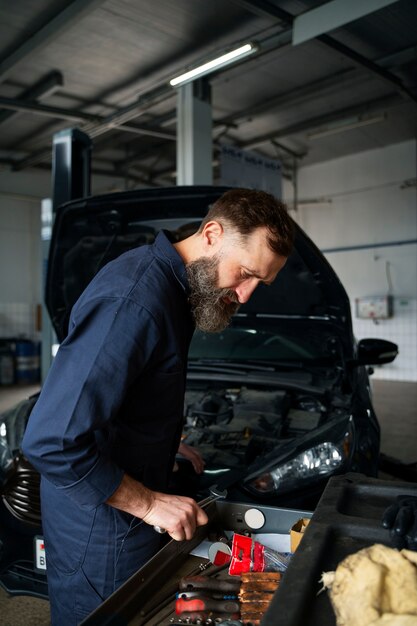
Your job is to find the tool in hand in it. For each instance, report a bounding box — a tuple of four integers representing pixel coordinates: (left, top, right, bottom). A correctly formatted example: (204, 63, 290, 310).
(154, 485, 227, 534)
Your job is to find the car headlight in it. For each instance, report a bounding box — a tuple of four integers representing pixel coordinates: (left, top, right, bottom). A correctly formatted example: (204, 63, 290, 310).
(247, 420, 353, 495)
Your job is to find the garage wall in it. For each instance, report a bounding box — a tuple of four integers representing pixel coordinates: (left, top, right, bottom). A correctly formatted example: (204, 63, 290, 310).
(0, 167, 49, 342)
(1, 141, 416, 381)
(0, 193, 42, 340)
(284, 139, 417, 382)
(0, 167, 125, 343)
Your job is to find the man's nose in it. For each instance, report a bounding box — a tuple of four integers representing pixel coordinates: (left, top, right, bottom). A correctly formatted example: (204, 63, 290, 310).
(235, 279, 259, 304)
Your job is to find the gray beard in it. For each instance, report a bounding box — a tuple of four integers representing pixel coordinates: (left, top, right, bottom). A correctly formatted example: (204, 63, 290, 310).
(186, 255, 240, 333)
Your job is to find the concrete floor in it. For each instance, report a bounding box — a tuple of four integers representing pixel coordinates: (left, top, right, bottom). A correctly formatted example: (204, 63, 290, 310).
(0, 379, 415, 625)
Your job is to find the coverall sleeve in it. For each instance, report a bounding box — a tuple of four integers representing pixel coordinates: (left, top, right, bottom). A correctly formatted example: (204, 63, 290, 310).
(22, 296, 161, 510)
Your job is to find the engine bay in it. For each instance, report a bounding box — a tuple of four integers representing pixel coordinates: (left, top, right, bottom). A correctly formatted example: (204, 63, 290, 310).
(182, 383, 350, 470)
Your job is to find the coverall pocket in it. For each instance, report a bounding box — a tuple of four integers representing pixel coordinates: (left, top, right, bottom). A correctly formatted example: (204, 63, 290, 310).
(114, 515, 161, 587)
(74, 565, 106, 618)
(42, 508, 97, 576)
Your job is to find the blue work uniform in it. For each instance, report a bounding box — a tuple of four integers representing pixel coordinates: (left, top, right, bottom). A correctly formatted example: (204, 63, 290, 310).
(22, 231, 195, 625)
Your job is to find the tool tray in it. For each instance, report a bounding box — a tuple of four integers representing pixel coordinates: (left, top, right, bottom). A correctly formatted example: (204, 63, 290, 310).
(81, 473, 417, 626)
(80, 500, 312, 626)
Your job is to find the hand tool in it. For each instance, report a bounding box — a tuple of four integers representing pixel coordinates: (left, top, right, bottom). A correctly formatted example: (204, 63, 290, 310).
(175, 597, 240, 615)
(179, 575, 240, 594)
(178, 591, 237, 601)
(154, 485, 227, 534)
(176, 611, 240, 622)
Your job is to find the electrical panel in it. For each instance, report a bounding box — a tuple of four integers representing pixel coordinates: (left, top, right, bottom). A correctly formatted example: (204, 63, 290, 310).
(355, 295, 394, 320)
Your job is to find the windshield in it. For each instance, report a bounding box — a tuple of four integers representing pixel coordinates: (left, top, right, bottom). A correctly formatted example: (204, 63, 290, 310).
(189, 323, 338, 363)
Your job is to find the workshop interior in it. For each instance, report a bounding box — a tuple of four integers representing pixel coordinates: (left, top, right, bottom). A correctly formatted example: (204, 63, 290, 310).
(0, 1, 417, 625)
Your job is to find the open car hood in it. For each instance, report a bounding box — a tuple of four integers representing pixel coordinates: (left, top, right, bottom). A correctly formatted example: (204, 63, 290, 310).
(46, 185, 354, 352)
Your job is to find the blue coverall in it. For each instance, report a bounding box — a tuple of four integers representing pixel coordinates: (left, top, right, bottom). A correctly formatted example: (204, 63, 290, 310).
(22, 231, 195, 625)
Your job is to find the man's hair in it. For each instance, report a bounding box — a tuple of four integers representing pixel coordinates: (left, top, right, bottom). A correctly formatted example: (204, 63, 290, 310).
(200, 188, 294, 257)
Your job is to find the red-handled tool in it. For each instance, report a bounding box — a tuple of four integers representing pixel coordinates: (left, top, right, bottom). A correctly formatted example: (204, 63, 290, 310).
(178, 591, 237, 601)
(175, 596, 240, 615)
(176, 612, 241, 622)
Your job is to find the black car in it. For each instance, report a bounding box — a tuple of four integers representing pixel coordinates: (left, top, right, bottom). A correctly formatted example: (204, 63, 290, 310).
(0, 185, 397, 598)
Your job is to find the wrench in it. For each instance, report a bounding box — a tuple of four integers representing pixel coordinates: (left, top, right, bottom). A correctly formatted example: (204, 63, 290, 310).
(154, 486, 227, 534)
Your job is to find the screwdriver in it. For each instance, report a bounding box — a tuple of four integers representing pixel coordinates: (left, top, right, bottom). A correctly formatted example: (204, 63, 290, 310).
(175, 596, 240, 615)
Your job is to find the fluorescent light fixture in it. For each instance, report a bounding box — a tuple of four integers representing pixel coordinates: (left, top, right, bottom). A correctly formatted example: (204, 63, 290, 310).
(308, 114, 386, 140)
(169, 43, 257, 87)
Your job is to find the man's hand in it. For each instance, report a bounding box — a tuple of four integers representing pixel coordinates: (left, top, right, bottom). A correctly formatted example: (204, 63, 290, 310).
(141, 490, 208, 541)
(106, 473, 208, 542)
(177, 441, 205, 474)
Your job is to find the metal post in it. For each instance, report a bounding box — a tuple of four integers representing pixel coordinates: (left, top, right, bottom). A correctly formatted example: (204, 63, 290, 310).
(176, 79, 212, 185)
(51, 127, 92, 211)
(40, 198, 55, 382)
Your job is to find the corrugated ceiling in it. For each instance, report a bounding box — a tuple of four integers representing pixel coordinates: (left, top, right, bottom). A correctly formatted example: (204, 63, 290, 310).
(0, 0, 416, 188)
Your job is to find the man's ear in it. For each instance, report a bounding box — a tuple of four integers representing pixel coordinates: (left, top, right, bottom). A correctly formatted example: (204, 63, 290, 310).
(201, 220, 224, 252)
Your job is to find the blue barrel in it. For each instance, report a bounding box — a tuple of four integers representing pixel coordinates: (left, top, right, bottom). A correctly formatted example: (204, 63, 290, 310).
(15, 340, 40, 384)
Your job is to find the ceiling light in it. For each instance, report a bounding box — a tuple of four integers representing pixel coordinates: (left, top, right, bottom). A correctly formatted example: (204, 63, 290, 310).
(169, 43, 257, 87)
(308, 114, 386, 140)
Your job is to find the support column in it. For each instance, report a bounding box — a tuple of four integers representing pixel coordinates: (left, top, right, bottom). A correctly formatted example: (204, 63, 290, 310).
(40, 198, 55, 382)
(176, 79, 212, 185)
(52, 127, 91, 211)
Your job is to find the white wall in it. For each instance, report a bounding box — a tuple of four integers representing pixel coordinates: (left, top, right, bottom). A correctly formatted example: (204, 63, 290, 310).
(0, 192, 42, 340)
(0, 167, 50, 341)
(284, 139, 417, 382)
(0, 166, 126, 342)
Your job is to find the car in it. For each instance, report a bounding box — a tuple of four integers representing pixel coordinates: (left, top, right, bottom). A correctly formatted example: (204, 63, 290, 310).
(0, 185, 397, 598)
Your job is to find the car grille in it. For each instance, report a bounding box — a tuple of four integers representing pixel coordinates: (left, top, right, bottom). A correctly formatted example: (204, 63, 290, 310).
(2, 454, 41, 526)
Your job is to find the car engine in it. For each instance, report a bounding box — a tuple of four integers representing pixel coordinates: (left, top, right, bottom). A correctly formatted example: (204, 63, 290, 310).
(182, 386, 346, 470)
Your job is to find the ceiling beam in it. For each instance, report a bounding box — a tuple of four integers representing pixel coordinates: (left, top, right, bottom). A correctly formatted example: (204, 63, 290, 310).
(216, 68, 358, 126)
(292, 0, 400, 46)
(0, 91, 174, 140)
(230, 0, 417, 104)
(0, 0, 106, 83)
(238, 93, 402, 150)
(109, 123, 175, 142)
(0, 71, 63, 126)
(0, 95, 101, 123)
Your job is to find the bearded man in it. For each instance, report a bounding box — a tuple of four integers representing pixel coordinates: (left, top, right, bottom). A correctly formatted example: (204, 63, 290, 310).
(22, 188, 294, 625)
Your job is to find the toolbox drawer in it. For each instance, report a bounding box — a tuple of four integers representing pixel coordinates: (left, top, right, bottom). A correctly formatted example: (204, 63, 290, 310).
(80, 501, 312, 626)
(81, 473, 417, 626)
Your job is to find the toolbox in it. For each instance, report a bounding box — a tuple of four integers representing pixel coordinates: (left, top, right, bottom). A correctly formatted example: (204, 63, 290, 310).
(80, 501, 312, 626)
(80, 473, 417, 626)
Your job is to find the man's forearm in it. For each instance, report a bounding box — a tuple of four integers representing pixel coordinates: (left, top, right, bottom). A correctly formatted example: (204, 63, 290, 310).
(106, 473, 154, 519)
(106, 473, 208, 542)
